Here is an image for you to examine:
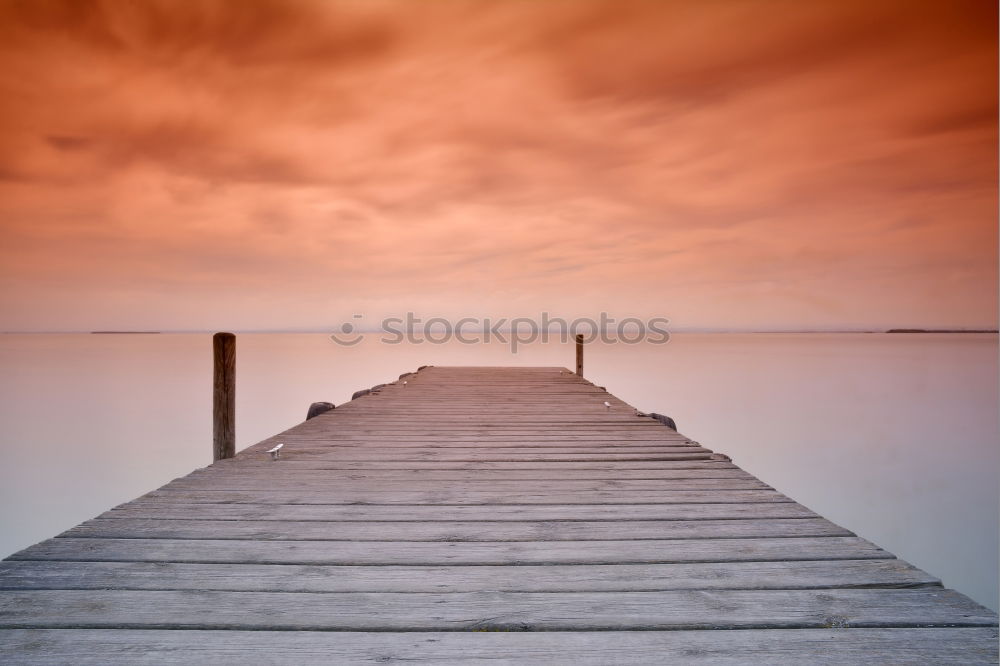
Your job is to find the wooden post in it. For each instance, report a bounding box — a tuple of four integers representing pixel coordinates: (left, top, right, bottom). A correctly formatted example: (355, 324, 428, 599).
(213, 332, 235, 461)
(575, 333, 584, 377)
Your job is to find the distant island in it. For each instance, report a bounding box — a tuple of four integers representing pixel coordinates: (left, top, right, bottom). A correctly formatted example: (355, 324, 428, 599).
(886, 328, 998, 334)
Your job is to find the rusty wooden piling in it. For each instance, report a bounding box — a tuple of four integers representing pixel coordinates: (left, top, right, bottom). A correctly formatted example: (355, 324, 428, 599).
(575, 333, 584, 377)
(212, 332, 235, 461)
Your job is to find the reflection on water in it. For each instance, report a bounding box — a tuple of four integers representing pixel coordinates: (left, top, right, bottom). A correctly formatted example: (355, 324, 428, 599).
(0, 332, 996, 610)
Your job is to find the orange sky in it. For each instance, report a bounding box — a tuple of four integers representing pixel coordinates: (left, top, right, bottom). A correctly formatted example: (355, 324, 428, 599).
(0, 0, 996, 332)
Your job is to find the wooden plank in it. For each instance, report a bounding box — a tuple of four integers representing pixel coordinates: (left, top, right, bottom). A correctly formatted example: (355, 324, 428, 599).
(0, 559, 941, 593)
(159, 478, 771, 492)
(241, 444, 702, 453)
(101, 501, 819, 522)
(246, 438, 699, 446)
(250, 431, 694, 439)
(264, 423, 670, 428)
(245, 444, 709, 454)
(258, 424, 687, 430)
(60, 517, 851, 541)
(0, 589, 993, 630)
(209, 460, 738, 470)
(247, 431, 700, 440)
(136, 488, 788, 504)
(290, 413, 674, 420)
(248, 440, 700, 447)
(255, 426, 688, 432)
(237, 446, 712, 465)
(11, 536, 890, 565)
(275, 424, 684, 431)
(3, 628, 996, 665)
(184, 467, 751, 481)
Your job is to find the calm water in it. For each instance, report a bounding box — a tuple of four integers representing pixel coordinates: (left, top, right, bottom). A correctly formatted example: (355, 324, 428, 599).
(0, 333, 996, 610)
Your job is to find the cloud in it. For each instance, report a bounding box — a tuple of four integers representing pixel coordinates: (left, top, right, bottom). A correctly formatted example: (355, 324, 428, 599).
(1, 0, 397, 64)
(0, 0, 995, 331)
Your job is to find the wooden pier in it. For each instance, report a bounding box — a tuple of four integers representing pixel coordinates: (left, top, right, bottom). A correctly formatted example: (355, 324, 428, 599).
(1, 366, 996, 663)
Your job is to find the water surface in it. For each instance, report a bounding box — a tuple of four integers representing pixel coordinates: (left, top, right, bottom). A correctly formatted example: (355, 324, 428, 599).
(0, 333, 995, 610)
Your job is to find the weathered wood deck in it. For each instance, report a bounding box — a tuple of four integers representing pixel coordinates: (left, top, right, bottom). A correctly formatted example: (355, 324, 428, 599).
(1, 366, 996, 663)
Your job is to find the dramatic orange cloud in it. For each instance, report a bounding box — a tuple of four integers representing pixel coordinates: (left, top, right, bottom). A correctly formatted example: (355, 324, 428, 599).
(0, 0, 995, 331)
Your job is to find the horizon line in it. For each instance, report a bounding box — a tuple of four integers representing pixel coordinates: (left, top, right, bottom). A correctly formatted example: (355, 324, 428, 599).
(2, 328, 997, 335)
